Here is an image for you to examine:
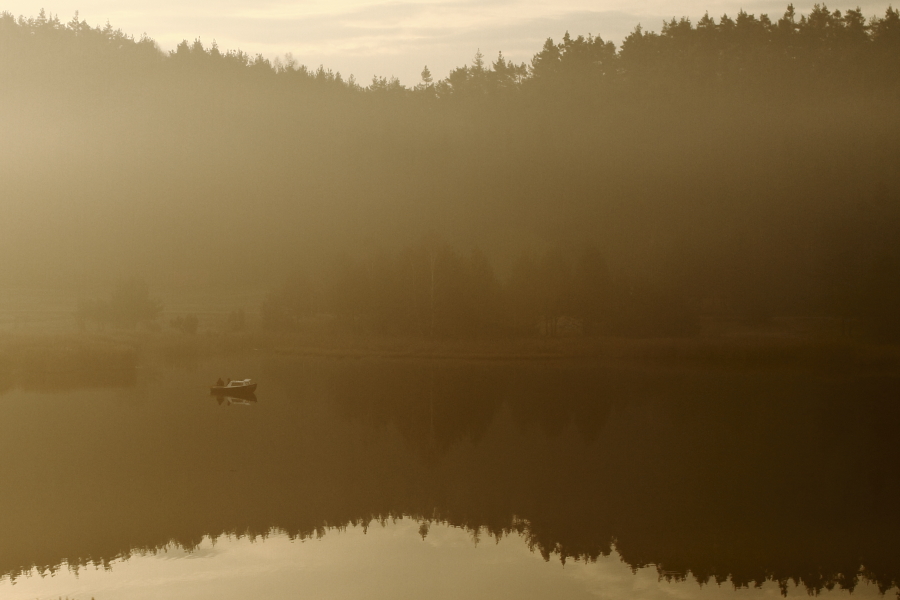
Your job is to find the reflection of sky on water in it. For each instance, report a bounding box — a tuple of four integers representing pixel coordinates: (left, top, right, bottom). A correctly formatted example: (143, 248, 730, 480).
(0, 521, 887, 600)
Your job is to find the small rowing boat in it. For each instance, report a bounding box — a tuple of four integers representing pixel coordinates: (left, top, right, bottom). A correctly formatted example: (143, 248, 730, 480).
(210, 379, 257, 395)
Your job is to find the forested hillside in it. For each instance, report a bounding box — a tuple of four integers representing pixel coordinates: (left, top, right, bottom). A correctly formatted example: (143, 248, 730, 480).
(1, 6, 899, 335)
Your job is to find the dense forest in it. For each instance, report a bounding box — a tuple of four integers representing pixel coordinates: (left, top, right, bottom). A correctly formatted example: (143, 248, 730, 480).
(2, 6, 899, 337)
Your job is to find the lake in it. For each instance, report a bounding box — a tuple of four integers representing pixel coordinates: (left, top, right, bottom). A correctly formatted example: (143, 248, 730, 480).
(1, 356, 898, 599)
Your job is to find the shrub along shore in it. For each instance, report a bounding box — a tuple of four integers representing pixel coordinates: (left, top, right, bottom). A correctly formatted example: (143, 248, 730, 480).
(3, 278, 898, 390)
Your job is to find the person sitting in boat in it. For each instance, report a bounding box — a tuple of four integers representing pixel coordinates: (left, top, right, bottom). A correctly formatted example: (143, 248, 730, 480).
(216, 378, 224, 387)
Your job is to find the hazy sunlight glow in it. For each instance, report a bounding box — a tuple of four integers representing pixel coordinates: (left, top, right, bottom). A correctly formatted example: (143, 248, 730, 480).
(3, 0, 894, 82)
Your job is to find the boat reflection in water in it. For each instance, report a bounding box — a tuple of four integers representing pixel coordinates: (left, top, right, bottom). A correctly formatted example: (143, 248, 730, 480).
(214, 393, 258, 406)
(0, 358, 898, 598)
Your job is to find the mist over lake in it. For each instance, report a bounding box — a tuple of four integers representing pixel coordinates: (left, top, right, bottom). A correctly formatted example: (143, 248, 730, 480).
(2, 4, 900, 598)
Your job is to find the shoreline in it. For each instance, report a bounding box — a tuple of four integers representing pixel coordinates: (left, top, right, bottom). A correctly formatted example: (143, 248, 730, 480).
(0, 330, 897, 374)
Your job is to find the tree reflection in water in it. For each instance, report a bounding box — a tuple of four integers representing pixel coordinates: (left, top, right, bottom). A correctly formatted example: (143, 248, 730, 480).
(0, 359, 897, 596)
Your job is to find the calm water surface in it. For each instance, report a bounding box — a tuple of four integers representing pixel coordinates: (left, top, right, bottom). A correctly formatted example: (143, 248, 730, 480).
(0, 357, 898, 599)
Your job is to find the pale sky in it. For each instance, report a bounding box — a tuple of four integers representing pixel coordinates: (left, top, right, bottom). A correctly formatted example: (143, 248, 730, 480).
(3, 0, 895, 84)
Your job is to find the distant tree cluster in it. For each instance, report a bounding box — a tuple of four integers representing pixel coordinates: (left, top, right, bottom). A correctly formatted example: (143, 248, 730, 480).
(261, 242, 698, 337)
(170, 314, 199, 334)
(3, 5, 900, 339)
(77, 279, 163, 330)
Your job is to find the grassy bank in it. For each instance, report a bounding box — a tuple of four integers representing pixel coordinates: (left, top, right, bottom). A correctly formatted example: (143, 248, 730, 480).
(110, 329, 900, 372)
(249, 333, 900, 371)
(0, 330, 897, 392)
(0, 332, 138, 392)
